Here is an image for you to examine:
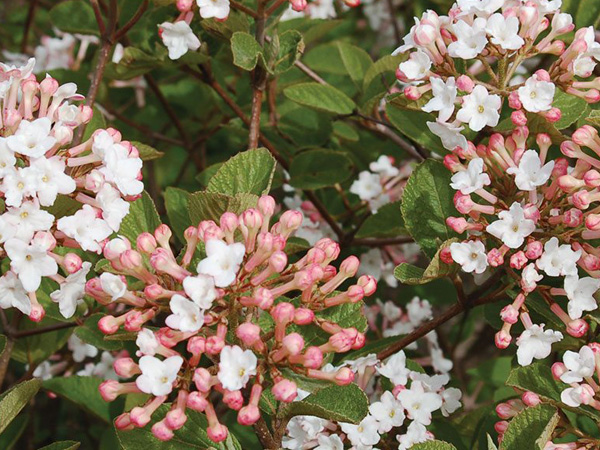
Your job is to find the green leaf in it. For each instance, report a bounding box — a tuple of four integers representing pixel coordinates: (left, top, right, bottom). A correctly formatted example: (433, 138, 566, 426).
(506, 362, 600, 420)
(0, 412, 28, 450)
(0, 379, 41, 434)
(46, 195, 82, 219)
(575, 0, 600, 27)
(12, 315, 73, 365)
(119, 191, 162, 242)
(131, 141, 164, 161)
(355, 201, 406, 239)
(105, 47, 165, 80)
(394, 238, 458, 285)
(363, 54, 406, 90)
(270, 30, 304, 74)
(49, 0, 98, 35)
(401, 160, 458, 259)
(289, 149, 354, 189)
(188, 191, 258, 224)
(206, 148, 276, 196)
(230, 32, 264, 71)
(278, 109, 333, 147)
(164, 187, 192, 243)
(499, 404, 559, 450)
(74, 314, 124, 351)
(116, 405, 241, 449)
(552, 90, 589, 130)
(386, 103, 445, 154)
(38, 441, 81, 450)
(586, 109, 600, 127)
(282, 383, 369, 423)
(336, 42, 373, 87)
(43, 376, 123, 423)
(284, 83, 356, 115)
(412, 441, 458, 450)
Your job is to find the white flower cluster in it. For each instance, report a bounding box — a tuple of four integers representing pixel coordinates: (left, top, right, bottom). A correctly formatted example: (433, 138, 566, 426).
(283, 350, 461, 450)
(0, 57, 143, 321)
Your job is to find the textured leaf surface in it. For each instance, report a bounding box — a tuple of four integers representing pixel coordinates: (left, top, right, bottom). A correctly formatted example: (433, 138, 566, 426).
(119, 191, 162, 242)
(284, 83, 356, 115)
(289, 149, 354, 189)
(0, 379, 41, 434)
(355, 201, 406, 238)
(386, 103, 445, 154)
(164, 187, 191, 242)
(230, 32, 264, 71)
(401, 160, 458, 258)
(395, 239, 458, 284)
(499, 404, 558, 450)
(412, 441, 458, 450)
(49, 0, 98, 35)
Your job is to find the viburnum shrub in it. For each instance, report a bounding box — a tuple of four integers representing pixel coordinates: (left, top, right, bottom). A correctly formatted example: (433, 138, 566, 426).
(5, 0, 600, 448)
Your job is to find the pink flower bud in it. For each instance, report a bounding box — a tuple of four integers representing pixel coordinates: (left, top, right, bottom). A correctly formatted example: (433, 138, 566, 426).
(63, 253, 83, 273)
(500, 305, 519, 324)
(511, 110, 528, 126)
(144, 284, 166, 300)
(282, 333, 305, 355)
(194, 368, 212, 393)
(271, 302, 295, 324)
(136, 232, 157, 254)
(154, 224, 173, 248)
(551, 362, 567, 380)
(404, 85, 421, 100)
(413, 23, 437, 46)
(573, 125, 598, 147)
(509, 251, 528, 270)
(572, 190, 591, 210)
(494, 420, 509, 434)
(207, 423, 228, 443)
(99, 380, 123, 402)
(495, 330, 511, 349)
(152, 420, 174, 441)
(166, 408, 188, 430)
(29, 303, 45, 322)
(114, 413, 134, 430)
(120, 249, 143, 270)
(521, 391, 541, 407)
(294, 308, 315, 325)
(237, 404, 261, 425)
(278, 210, 303, 237)
(543, 107, 561, 123)
(584, 170, 600, 187)
(113, 357, 140, 377)
(98, 315, 120, 334)
(236, 323, 261, 346)
(205, 334, 225, 355)
(187, 392, 208, 411)
(443, 154, 463, 172)
(508, 91, 522, 109)
(258, 195, 276, 218)
(585, 89, 600, 103)
(176, 0, 194, 11)
(564, 208, 583, 227)
(440, 247, 454, 264)
(220, 212, 239, 235)
(495, 402, 515, 419)
(40, 75, 59, 95)
(334, 367, 355, 385)
(223, 390, 244, 410)
(290, 0, 307, 11)
(104, 237, 131, 260)
(357, 275, 377, 296)
(567, 319, 589, 338)
(272, 379, 298, 402)
(487, 248, 504, 267)
(525, 241, 543, 259)
(456, 75, 474, 93)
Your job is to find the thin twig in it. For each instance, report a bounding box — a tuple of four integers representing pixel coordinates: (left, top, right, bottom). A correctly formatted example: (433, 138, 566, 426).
(351, 236, 414, 246)
(114, 0, 148, 40)
(384, 0, 402, 47)
(21, 0, 39, 53)
(230, 0, 259, 18)
(89, 0, 106, 36)
(295, 61, 327, 85)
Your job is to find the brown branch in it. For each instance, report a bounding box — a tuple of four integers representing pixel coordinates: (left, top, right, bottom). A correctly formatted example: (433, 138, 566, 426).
(248, 88, 264, 149)
(384, 0, 402, 47)
(13, 322, 79, 339)
(253, 416, 278, 449)
(377, 270, 506, 360)
(21, 0, 39, 53)
(230, 0, 259, 18)
(295, 61, 327, 85)
(89, 0, 106, 36)
(248, 0, 267, 149)
(265, 0, 288, 16)
(114, 0, 148, 40)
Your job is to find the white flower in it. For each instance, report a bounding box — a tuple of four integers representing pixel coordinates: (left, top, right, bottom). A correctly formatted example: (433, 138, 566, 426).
(57, 205, 113, 253)
(1, 167, 38, 207)
(486, 202, 536, 249)
(50, 262, 91, 319)
(564, 275, 600, 319)
(197, 0, 230, 20)
(99, 144, 143, 197)
(561, 385, 588, 407)
(0, 138, 16, 177)
(450, 157, 491, 194)
(136, 328, 160, 357)
(572, 54, 596, 77)
(159, 21, 201, 60)
(314, 434, 344, 450)
(28, 156, 76, 207)
(522, 263, 543, 291)
(422, 77, 457, 122)
(197, 239, 246, 287)
(3, 201, 54, 242)
(99, 272, 127, 301)
(182, 274, 217, 309)
(485, 14, 524, 50)
(516, 324, 563, 366)
(283, 416, 326, 449)
(448, 18, 488, 60)
(397, 380, 443, 425)
(0, 271, 31, 315)
(79, 351, 117, 380)
(96, 183, 130, 231)
(560, 346, 596, 383)
(68, 334, 98, 363)
(32, 361, 54, 380)
(456, 85, 501, 131)
(398, 50, 431, 80)
(5, 238, 58, 292)
(406, 296, 432, 325)
(506, 150, 554, 191)
(6, 118, 56, 158)
(369, 391, 405, 433)
(427, 120, 468, 151)
(376, 350, 410, 386)
(431, 346, 454, 373)
(0, 214, 16, 245)
(441, 387, 462, 416)
(166, 294, 204, 332)
(536, 237, 581, 277)
(217, 345, 257, 390)
(350, 171, 383, 201)
(449, 240, 488, 273)
(456, 0, 503, 17)
(136, 355, 183, 396)
(397, 421, 430, 450)
(518, 75, 555, 113)
(369, 155, 399, 177)
(340, 415, 381, 447)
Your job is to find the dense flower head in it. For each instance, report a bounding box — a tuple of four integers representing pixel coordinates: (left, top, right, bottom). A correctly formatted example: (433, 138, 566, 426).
(0, 57, 143, 322)
(94, 195, 378, 442)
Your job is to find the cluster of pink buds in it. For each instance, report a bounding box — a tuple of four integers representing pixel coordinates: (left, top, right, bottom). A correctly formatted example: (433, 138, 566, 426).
(439, 121, 600, 367)
(393, 1, 600, 153)
(494, 391, 542, 445)
(93, 195, 377, 443)
(0, 57, 143, 322)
